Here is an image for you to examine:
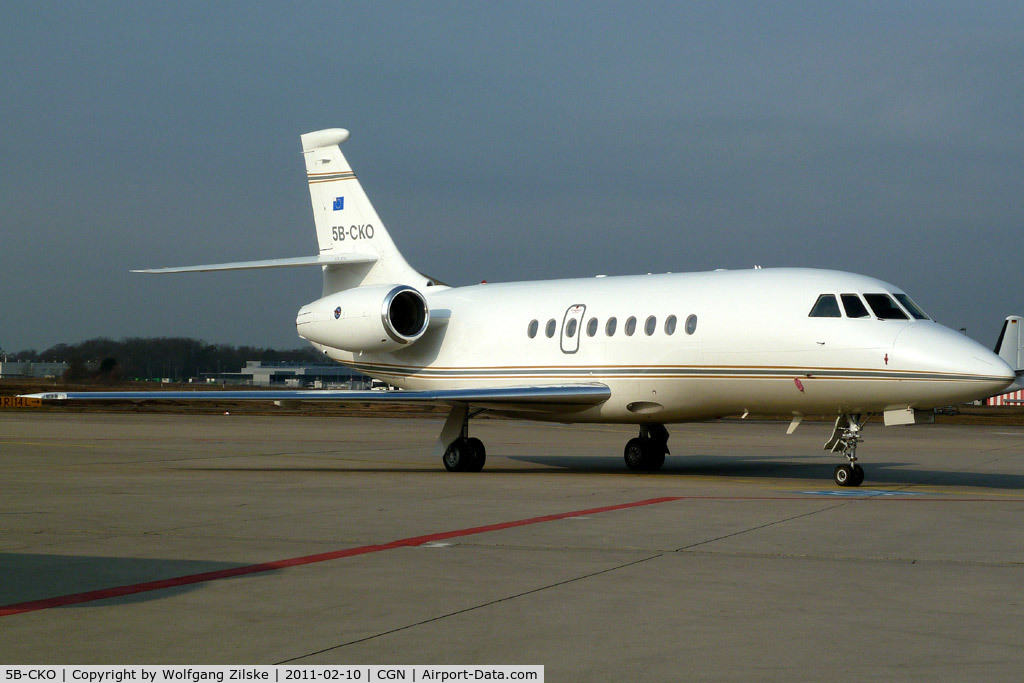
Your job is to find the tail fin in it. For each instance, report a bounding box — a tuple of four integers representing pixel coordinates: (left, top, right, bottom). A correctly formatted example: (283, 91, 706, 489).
(994, 315, 1024, 392)
(301, 128, 425, 294)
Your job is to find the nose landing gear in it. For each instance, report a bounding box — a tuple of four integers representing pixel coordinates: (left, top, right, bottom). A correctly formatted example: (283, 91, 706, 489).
(825, 414, 867, 486)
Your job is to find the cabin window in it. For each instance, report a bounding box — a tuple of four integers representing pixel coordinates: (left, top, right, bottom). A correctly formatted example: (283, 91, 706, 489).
(894, 293, 930, 320)
(625, 316, 637, 336)
(606, 317, 617, 336)
(586, 317, 598, 337)
(864, 294, 908, 320)
(808, 294, 841, 318)
(545, 319, 557, 337)
(685, 314, 697, 335)
(644, 316, 657, 336)
(527, 319, 539, 338)
(840, 294, 869, 319)
(566, 318, 578, 338)
(665, 315, 677, 335)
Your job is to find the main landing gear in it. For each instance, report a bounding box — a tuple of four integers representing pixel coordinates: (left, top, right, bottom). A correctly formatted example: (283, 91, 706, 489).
(623, 424, 669, 471)
(825, 414, 867, 487)
(438, 404, 487, 472)
(443, 436, 486, 472)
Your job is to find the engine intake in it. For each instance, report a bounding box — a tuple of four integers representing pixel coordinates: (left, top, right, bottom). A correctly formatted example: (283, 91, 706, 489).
(296, 284, 430, 353)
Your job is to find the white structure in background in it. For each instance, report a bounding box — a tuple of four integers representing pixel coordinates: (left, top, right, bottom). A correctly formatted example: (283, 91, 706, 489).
(0, 362, 68, 378)
(207, 360, 370, 388)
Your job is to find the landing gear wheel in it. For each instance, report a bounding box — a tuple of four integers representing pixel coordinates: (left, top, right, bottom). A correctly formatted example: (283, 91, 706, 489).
(624, 438, 646, 470)
(624, 438, 666, 471)
(464, 437, 486, 472)
(851, 463, 864, 486)
(443, 437, 486, 472)
(644, 446, 666, 471)
(443, 440, 468, 472)
(834, 464, 858, 487)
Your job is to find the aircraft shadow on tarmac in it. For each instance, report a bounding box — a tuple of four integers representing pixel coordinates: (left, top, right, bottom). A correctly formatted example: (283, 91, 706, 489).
(0, 553, 260, 609)
(187, 454, 1024, 489)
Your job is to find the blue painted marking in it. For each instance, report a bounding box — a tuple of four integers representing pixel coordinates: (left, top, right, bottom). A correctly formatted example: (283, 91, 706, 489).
(799, 490, 935, 497)
(333, 197, 344, 210)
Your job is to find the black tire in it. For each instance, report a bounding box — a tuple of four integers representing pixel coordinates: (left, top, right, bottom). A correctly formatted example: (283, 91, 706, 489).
(464, 437, 486, 472)
(644, 448, 666, 471)
(834, 464, 854, 487)
(647, 450, 663, 473)
(851, 464, 864, 487)
(624, 438, 646, 470)
(443, 440, 466, 472)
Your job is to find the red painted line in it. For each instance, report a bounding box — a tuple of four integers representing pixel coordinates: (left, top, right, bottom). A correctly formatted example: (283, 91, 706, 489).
(0, 496, 682, 617)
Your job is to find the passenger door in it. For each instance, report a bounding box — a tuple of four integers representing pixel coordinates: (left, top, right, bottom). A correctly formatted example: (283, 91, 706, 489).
(560, 304, 586, 354)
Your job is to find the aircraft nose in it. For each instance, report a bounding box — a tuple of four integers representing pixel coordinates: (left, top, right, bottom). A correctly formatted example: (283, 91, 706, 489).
(893, 324, 1015, 400)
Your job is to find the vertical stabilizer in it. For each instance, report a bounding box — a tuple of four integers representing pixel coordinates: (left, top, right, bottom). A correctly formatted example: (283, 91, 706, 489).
(301, 128, 425, 294)
(995, 316, 1024, 370)
(994, 315, 1024, 393)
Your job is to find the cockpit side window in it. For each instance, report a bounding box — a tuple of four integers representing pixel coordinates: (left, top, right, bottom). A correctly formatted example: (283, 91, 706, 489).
(841, 294, 870, 319)
(894, 293, 930, 320)
(808, 294, 841, 318)
(864, 293, 908, 320)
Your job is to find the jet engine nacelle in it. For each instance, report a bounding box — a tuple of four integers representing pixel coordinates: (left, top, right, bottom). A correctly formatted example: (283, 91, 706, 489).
(296, 284, 429, 353)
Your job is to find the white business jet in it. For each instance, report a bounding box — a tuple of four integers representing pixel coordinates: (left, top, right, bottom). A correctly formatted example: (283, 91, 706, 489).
(23, 128, 1022, 487)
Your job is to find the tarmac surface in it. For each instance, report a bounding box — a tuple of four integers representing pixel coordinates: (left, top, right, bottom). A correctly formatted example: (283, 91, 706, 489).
(2, 411, 1023, 679)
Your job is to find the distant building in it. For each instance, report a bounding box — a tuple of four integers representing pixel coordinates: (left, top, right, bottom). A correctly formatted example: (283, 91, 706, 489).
(203, 361, 371, 388)
(0, 361, 69, 379)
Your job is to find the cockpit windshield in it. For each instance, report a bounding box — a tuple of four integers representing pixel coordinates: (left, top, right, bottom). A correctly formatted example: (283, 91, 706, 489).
(841, 294, 870, 318)
(864, 293, 908, 320)
(808, 291, 930, 321)
(894, 293, 930, 320)
(808, 294, 841, 318)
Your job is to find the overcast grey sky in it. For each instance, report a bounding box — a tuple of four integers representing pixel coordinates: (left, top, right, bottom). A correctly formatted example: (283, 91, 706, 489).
(2, 2, 1022, 352)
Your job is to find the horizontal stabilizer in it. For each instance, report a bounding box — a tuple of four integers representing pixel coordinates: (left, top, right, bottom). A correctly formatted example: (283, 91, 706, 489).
(19, 384, 611, 408)
(132, 253, 377, 274)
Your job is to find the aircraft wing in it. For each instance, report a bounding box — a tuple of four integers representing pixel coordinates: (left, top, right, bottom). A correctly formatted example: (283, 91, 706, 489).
(18, 384, 610, 410)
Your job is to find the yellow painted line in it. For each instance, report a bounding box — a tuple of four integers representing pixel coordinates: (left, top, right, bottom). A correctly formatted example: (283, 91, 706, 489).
(0, 440, 105, 449)
(769, 483, 1024, 498)
(900, 488, 1024, 499)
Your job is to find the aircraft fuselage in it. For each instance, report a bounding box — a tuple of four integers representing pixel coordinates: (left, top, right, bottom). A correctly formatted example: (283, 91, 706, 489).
(309, 267, 1013, 423)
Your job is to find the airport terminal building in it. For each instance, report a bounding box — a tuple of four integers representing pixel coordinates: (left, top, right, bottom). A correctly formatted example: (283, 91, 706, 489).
(0, 361, 68, 379)
(204, 360, 372, 389)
